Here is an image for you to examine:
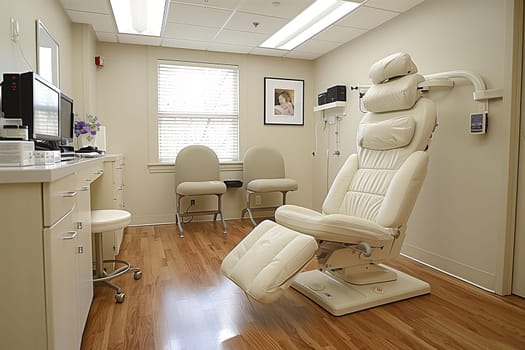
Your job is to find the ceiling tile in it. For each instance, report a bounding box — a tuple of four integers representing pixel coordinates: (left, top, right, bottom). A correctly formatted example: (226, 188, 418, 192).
(314, 25, 367, 43)
(295, 39, 342, 55)
(60, 0, 110, 14)
(162, 38, 210, 51)
(207, 42, 252, 54)
(67, 10, 115, 32)
(167, 3, 232, 27)
(214, 29, 268, 47)
(171, 0, 241, 10)
(337, 6, 398, 30)
(164, 23, 219, 41)
(118, 34, 162, 46)
(365, 0, 424, 13)
(238, 0, 314, 20)
(225, 11, 287, 34)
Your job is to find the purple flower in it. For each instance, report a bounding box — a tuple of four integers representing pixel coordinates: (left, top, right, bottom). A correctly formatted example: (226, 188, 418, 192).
(74, 115, 101, 137)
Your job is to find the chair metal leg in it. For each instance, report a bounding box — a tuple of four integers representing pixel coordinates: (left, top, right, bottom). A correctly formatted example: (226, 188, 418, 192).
(176, 194, 185, 238)
(93, 232, 142, 303)
(243, 191, 257, 227)
(218, 194, 227, 234)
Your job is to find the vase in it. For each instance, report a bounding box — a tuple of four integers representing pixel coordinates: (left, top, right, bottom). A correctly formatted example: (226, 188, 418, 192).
(77, 134, 96, 149)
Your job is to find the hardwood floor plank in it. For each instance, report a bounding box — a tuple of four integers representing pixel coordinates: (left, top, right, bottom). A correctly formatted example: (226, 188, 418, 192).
(81, 220, 525, 350)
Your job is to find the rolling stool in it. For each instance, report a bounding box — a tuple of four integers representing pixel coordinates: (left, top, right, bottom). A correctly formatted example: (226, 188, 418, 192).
(91, 209, 142, 303)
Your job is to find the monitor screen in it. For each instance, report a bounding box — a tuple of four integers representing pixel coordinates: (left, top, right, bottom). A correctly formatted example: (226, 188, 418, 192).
(60, 93, 74, 142)
(32, 74, 60, 141)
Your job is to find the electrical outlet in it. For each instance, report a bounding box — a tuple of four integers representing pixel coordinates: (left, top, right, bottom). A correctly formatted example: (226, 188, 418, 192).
(190, 199, 196, 206)
(255, 195, 262, 206)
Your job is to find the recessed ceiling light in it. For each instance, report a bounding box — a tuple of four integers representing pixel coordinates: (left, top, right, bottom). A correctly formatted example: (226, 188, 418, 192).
(110, 0, 169, 36)
(260, 0, 361, 50)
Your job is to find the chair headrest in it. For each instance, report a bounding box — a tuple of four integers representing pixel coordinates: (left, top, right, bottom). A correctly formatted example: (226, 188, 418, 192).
(369, 52, 418, 84)
(362, 73, 424, 113)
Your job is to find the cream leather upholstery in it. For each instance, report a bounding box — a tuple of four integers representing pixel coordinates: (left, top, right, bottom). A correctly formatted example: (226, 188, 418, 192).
(175, 145, 227, 237)
(221, 220, 317, 303)
(241, 146, 298, 226)
(222, 53, 436, 314)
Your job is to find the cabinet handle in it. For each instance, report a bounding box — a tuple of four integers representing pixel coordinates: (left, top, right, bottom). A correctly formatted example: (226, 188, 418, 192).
(76, 221, 83, 230)
(78, 246, 84, 254)
(61, 191, 77, 198)
(94, 170, 104, 175)
(80, 186, 89, 192)
(63, 231, 78, 240)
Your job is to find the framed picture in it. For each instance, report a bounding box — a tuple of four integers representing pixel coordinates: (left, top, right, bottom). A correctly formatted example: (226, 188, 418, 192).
(264, 77, 304, 125)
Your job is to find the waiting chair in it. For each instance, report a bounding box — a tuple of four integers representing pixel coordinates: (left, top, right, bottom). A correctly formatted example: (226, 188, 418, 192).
(175, 145, 227, 238)
(241, 146, 298, 226)
(222, 52, 437, 315)
(91, 209, 142, 303)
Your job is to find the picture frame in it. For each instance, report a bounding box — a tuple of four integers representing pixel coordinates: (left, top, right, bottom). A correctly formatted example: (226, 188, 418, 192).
(36, 19, 60, 88)
(264, 77, 304, 125)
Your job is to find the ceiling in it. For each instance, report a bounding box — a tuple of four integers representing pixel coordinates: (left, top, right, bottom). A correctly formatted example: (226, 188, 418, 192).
(59, 0, 424, 60)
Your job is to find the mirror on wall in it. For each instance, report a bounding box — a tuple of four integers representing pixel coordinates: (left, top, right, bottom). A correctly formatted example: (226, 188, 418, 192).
(36, 19, 59, 88)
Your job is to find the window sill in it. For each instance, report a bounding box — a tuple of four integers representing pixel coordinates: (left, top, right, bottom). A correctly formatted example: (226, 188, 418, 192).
(148, 161, 244, 174)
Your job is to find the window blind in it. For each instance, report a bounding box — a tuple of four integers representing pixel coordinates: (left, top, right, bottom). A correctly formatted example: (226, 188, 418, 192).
(157, 61, 239, 162)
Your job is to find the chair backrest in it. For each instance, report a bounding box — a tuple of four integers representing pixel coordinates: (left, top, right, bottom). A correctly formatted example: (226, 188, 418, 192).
(175, 145, 221, 188)
(322, 53, 437, 229)
(243, 146, 286, 184)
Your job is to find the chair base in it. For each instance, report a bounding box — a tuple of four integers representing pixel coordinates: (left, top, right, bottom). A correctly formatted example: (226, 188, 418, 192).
(291, 266, 430, 316)
(93, 259, 142, 303)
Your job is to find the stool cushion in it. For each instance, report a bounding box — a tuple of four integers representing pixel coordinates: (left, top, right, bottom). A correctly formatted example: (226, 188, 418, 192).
(221, 220, 317, 303)
(91, 209, 131, 233)
(247, 178, 298, 193)
(177, 181, 226, 196)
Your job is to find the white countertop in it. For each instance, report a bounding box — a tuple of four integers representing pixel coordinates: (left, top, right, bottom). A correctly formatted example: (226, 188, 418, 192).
(0, 155, 121, 183)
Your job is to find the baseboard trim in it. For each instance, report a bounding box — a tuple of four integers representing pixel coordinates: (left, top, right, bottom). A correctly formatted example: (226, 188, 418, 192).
(402, 243, 496, 293)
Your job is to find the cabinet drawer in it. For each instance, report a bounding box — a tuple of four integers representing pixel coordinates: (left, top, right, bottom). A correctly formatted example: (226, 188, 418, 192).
(43, 174, 76, 226)
(79, 163, 104, 185)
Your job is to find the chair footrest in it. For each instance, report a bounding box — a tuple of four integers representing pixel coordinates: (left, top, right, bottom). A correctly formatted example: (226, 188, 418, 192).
(221, 220, 318, 303)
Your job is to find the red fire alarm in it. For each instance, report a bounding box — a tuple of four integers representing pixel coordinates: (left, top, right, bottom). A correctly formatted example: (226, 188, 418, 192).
(95, 56, 104, 67)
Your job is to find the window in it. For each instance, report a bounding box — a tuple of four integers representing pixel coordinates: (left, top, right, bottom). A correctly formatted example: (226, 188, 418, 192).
(157, 60, 239, 162)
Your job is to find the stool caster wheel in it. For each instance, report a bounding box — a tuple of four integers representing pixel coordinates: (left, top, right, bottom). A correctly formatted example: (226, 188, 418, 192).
(134, 270, 142, 280)
(115, 292, 125, 303)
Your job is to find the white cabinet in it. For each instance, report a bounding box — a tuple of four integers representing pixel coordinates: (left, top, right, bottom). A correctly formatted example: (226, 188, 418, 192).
(91, 154, 125, 269)
(0, 159, 103, 350)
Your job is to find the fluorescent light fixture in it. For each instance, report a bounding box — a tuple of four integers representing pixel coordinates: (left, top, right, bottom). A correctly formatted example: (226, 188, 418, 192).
(260, 0, 361, 50)
(110, 0, 168, 36)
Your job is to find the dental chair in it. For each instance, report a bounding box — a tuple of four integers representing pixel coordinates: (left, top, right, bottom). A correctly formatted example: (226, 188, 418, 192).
(222, 52, 437, 316)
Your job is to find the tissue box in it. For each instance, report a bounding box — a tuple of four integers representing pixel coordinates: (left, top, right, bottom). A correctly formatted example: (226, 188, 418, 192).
(0, 140, 35, 167)
(34, 150, 61, 165)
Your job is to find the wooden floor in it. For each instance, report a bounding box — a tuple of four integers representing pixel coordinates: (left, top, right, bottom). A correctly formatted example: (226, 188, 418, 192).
(81, 220, 525, 350)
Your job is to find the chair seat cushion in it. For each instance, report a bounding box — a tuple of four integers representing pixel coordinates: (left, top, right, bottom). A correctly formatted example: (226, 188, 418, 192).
(221, 220, 317, 303)
(91, 209, 131, 233)
(275, 205, 395, 247)
(247, 178, 298, 193)
(177, 180, 226, 196)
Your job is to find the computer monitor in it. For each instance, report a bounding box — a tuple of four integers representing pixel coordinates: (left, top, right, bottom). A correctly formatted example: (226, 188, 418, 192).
(60, 93, 74, 144)
(30, 73, 60, 142)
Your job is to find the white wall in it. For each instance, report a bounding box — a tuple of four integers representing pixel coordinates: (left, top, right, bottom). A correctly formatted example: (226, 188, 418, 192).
(0, 0, 73, 95)
(312, 0, 517, 294)
(94, 43, 315, 224)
